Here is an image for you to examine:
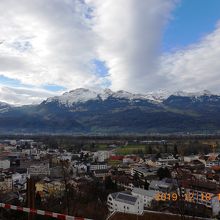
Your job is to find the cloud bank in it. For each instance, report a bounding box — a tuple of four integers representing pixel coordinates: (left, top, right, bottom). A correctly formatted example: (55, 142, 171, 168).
(86, 0, 177, 92)
(0, 85, 60, 105)
(0, 0, 220, 104)
(159, 22, 220, 92)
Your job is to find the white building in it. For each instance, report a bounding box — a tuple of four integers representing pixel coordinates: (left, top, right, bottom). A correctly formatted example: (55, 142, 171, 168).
(59, 153, 72, 161)
(89, 163, 108, 171)
(107, 192, 144, 215)
(93, 151, 111, 162)
(12, 173, 27, 184)
(206, 160, 220, 168)
(181, 187, 220, 216)
(75, 163, 87, 174)
(28, 163, 50, 176)
(123, 157, 135, 164)
(131, 166, 157, 179)
(183, 155, 199, 163)
(0, 159, 10, 170)
(3, 139, 17, 145)
(158, 155, 179, 166)
(132, 188, 157, 208)
(22, 149, 31, 155)
(149, 180, 173, 192)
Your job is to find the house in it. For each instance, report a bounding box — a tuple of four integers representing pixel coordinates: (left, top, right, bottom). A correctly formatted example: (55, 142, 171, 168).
(112, 175, 136, 190)
(123, 155, 139, 164)
(58, 153, 72, 161)
(107, 192, 144, 215)
(0, 174, 12, 192)
(109, 155, 124, 161)
(117, 164, 130, 174)
(3, 139, 17, 146)
(89, 162, 108, 171)
(35, 179, 65, 198)
(149, 180, 173, 192)
(158, 155, 179, 166)
(206, 160, 220, 168)
(74, 163, 87, 174)
(181, 180, 220, 216)
(132, 188, 157, 208)
(27, 162, 50, 177)
(181, 187, 220, 216)
(131, 166, 157, 179)
(69, 177, 93, 192)
(184, 155, 199, 163)
(93, 169, 109, 178)
(93, 151, 111, 162)
(0, 159, 10, 170)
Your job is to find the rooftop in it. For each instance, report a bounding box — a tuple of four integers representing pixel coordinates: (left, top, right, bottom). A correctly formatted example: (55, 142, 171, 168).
(110, 192, 138, 205)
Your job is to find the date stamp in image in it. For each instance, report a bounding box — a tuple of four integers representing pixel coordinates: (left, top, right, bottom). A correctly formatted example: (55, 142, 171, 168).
(154, 192, 212, 202)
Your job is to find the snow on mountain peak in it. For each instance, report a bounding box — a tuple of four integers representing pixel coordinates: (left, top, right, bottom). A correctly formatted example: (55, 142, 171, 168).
(45, 88, 217, 107)
(99, 88, 114, 100)
(143, 91, 171, 102)
(46, 88, 99, 106)
(112, 90, 139, 99)
(173, 90, 213, 98)
(0, 101, 11, 113)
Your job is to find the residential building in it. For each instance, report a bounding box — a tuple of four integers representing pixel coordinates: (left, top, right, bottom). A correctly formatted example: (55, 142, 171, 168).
(132, 188, 157, 208)
(0, 175, 12, 192)
(107, 192, 144, 215)
(94, 151, 111, 162)
(89, 162, 108, 171)
(131, 166, 157, 179)
(149, 180, 173, 192)
(0, 159, 10, 170)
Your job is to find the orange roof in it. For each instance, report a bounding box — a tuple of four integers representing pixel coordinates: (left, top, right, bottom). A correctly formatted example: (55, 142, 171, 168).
(211, 165, 220, 171)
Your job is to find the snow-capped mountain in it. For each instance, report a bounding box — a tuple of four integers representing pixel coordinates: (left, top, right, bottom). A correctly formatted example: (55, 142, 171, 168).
(44, 88, 218, 107)
(44, 88, 172, 106)
(1, 88, 220, 134)
(46, 88, 99, 107)
(45, 88, 153, 107)
(172, 90, 213, 98)
(0, 101, 11, 113)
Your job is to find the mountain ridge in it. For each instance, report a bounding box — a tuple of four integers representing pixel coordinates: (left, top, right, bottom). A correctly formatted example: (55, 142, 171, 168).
(43, 88, 218, 107)
(1, 88, 220, 134)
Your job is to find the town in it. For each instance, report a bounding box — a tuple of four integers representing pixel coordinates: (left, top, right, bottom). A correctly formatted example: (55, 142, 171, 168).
(1, 135, 220, 220)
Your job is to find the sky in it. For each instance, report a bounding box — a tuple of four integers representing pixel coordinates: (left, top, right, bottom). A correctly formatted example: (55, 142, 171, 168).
(0, 0, 220, 105)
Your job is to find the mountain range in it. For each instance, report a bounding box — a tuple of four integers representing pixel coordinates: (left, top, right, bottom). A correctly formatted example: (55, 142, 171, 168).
(1, 88, 220, 134)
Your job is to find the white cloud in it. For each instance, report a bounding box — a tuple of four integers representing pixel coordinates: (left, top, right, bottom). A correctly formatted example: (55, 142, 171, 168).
(0, 0, 101, 89)
(0, 85, 61, 105)
(159, 22, 220, 92)
(86, 0, 177, 92)
(0, 0, 179, 94)
(0, 0, 220, 105)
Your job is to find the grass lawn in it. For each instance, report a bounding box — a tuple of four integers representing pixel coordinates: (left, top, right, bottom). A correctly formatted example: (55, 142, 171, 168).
(116, 145, 146, 155)
(96, 144, 108, 150)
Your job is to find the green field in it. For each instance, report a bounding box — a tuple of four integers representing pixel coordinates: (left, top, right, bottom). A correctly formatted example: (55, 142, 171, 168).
(116, 145, 146, 155)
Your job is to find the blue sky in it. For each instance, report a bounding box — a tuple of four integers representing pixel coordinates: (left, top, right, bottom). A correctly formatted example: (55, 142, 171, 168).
(0, 0, 220, 105)
(163, 0, 220, 52)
